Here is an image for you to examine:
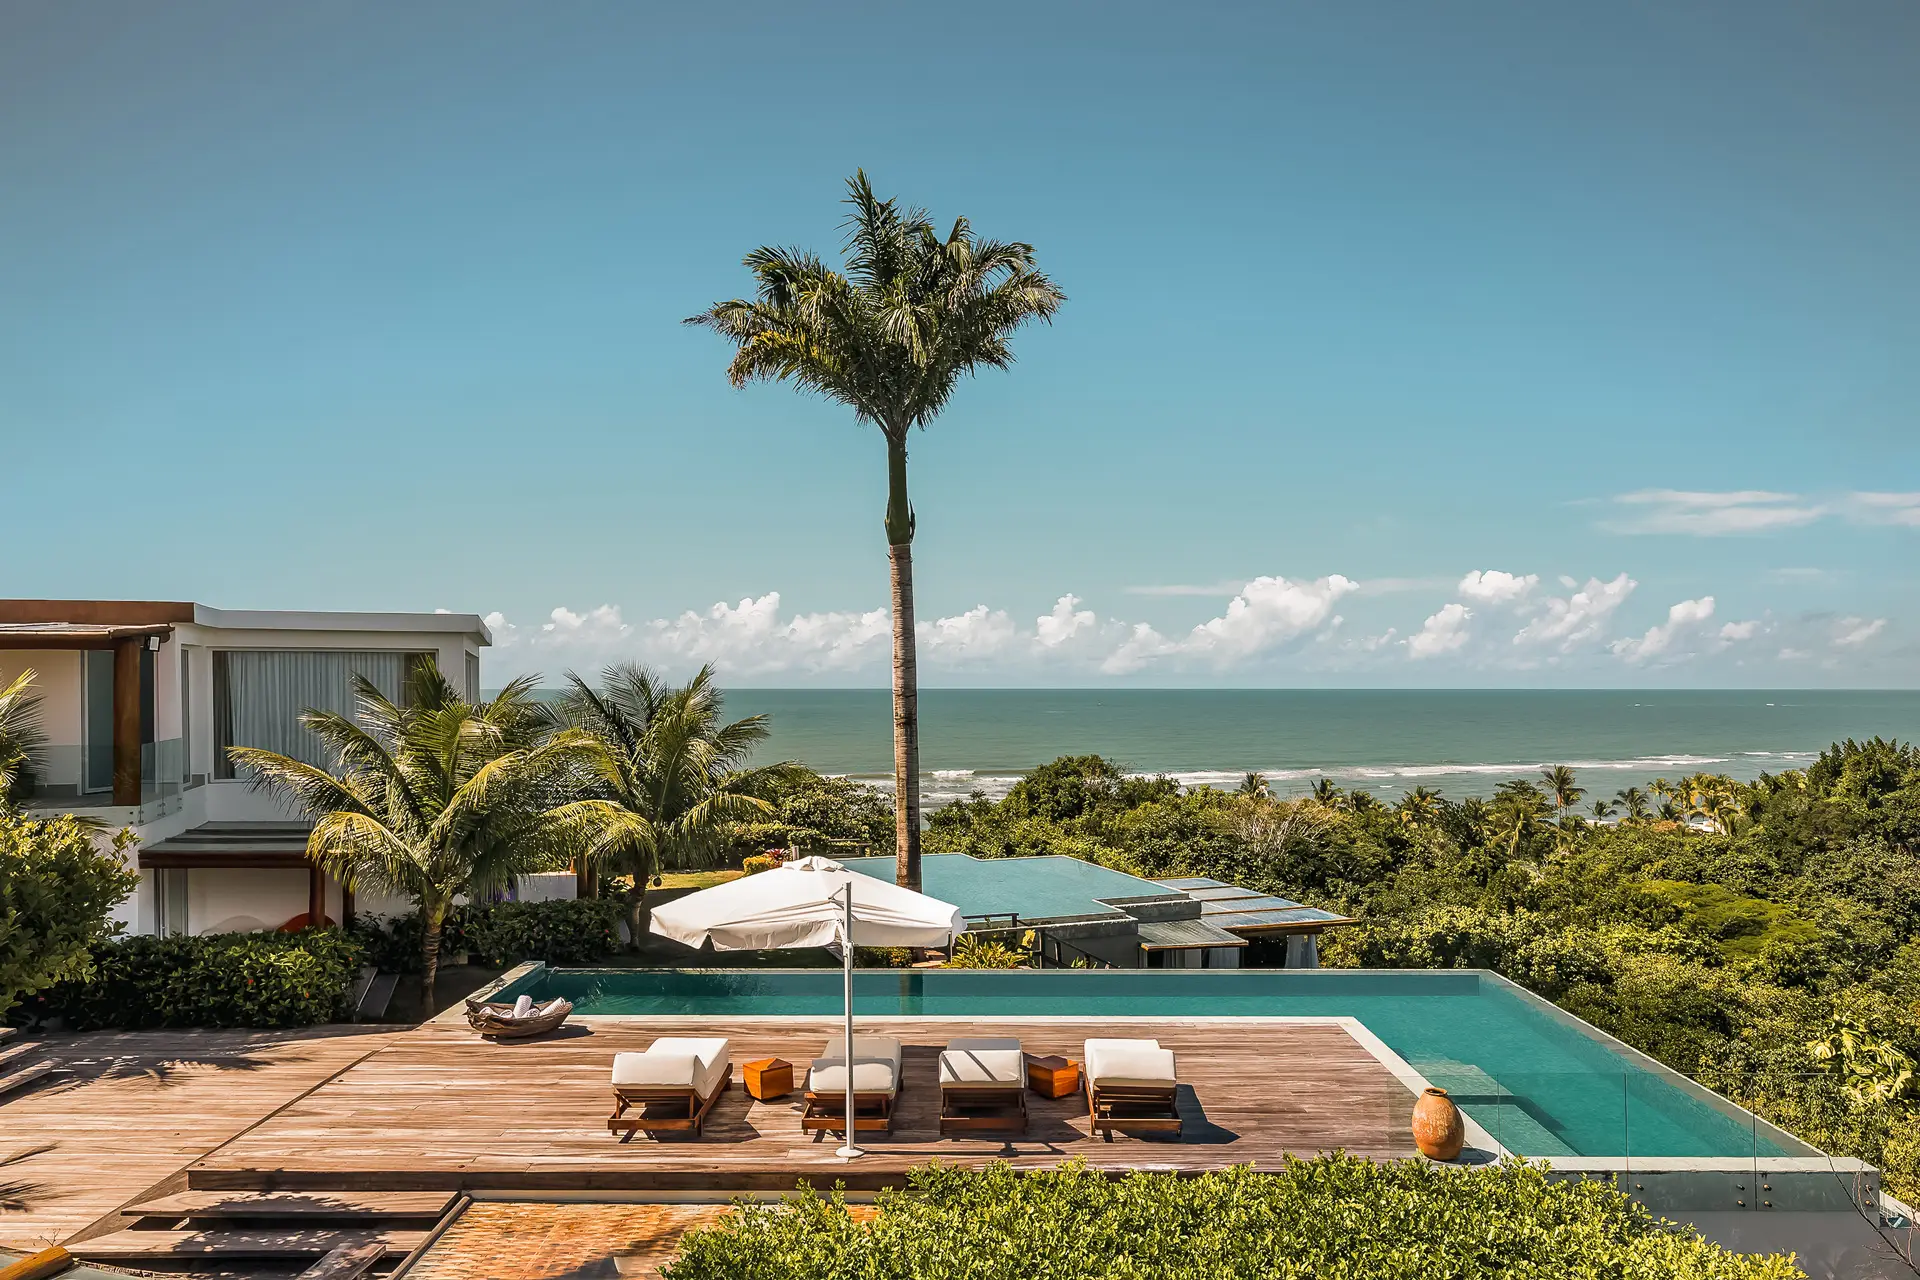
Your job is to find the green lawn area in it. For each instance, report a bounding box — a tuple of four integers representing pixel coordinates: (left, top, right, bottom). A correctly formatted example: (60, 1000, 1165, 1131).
(654, 869, 745, 891)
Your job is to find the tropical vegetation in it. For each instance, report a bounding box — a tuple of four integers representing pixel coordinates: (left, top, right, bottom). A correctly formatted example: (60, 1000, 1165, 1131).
(0, 810, 138, 1018)
(665, 1157, 1801, 1279)
(539, 662, 787, 949)
(0, 668, 47, 807)
(229, 661, 602, 1009)
(32, 928, 363, 1030)
(688, 172, 1064, 892)
(921, 741, 1920, 1200)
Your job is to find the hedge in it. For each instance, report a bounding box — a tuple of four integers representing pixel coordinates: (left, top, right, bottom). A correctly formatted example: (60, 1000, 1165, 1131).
(32, 929, 363, 1030)
(666, 1158, 1802, 1280)
(351, 897, 619, 973)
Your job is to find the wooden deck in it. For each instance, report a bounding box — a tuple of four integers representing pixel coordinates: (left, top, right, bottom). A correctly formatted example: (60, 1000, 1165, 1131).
(0, 1026, 394, 1251)
(193, 1018, 1421, 1193)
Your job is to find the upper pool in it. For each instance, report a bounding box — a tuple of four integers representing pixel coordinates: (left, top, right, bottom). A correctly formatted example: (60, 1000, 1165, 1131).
(490, 966, 1812, 1162)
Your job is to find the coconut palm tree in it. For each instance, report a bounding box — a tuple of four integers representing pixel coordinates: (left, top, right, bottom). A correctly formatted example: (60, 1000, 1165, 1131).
(1614, 786, 1650, 822)
(542, 663, 789, 949)
(688, 173, 1065, 891)
(1396, 786, 1443, 827)
(1491, 779, 1553, 861)
(1236, 771, 1270, 797)
(1539, 765, 1584, 820)
(1309, 777, 1344, 807)
(1588, 798, 1617, 822)
(0, 669, 47, 809)
(230, 662, 594, 1011)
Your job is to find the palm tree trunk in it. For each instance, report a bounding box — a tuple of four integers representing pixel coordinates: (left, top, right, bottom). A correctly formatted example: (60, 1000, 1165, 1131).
(624, 880, 648, 955)
(884, 433, 921, 891)
(421, 900, 446, 1015)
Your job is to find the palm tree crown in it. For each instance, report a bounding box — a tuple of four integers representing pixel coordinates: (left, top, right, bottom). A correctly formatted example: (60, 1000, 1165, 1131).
(542, 663, 788, 948)
(688, 172, 1064, 894)
(230, 662, 591, 1010)
(0, 669, 47, 808)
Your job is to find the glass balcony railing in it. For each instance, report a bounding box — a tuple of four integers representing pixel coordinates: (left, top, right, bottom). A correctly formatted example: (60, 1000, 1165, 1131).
(14, 738, 188, 817)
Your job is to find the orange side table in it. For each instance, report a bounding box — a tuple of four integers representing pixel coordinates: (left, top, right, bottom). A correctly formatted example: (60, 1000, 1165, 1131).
(743, 1057, 794, 1101)
(1026, 1055, 1081, 1099)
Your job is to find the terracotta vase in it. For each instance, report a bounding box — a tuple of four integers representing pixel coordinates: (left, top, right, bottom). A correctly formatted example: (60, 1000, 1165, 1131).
(1411, 1086, 1465, 1161)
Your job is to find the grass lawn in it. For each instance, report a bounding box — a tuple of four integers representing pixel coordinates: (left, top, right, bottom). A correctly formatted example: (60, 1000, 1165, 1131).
(653, 869, 745, 891)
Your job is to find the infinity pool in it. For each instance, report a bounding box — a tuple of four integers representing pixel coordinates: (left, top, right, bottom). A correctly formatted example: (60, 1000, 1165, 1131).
(490, 967, 1812, 1161)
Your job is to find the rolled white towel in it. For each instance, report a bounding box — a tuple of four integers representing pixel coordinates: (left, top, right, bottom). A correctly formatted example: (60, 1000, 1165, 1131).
(512, 994, 534, 1018)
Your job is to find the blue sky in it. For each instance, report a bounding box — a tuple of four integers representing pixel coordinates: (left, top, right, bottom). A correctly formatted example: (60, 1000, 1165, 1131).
(3, 1, 1915, 687)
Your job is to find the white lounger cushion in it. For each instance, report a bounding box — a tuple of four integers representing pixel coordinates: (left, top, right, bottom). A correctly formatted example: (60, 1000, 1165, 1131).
(809, 1035, 903, 1097)
(940, 1037, 1024, 1087)
(612, 1036, 731, 1099)
(1084, 1038, 1178, 1088)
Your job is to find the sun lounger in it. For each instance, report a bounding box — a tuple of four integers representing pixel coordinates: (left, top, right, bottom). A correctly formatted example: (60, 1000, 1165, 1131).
(1084, 1037, 1182, 1138)
(607, 1037, 731, 1139)
(802, 1035, 903, 1136)
(938, 1036, 1027, 1135)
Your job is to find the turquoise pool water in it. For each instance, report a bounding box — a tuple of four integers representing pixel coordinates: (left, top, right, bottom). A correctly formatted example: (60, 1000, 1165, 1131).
(492, 967, 1807, 1161)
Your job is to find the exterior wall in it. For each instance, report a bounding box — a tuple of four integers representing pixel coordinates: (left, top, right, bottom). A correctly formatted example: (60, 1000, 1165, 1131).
(9, 604, 489, 939)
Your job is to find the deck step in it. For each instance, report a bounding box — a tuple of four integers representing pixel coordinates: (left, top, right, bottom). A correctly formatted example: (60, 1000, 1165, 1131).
(0, 1041, 41, 1071)
(70, 1227, 427, 1262)
(299, 1241, 389, 1279)
(127, 1189, 457, 1220)
(0, 1061, 57, 1100)
(357, 973, 399, 1021)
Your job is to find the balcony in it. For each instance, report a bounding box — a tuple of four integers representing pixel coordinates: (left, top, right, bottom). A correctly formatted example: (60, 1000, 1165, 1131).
(17, 738, 188, 824)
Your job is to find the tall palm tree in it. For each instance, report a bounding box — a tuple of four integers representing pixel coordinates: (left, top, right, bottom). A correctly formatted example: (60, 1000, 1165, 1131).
(1647, 777, 1675, 813)
(1491, 779, 1553, 861)
(543, 663, 788, 949)
(1309, 777, 1344, 807)
(1539, 765, 1584, 820)
(231, 662, 593, 1011)
(688, 173, 1065, 891)
(1236, 772, 1270, 798)
(0, 669, 47, 808)
(1396, 786, 1442, 827)
(1614, 785, 1650, 822)
(1588, 798, 1618, 822)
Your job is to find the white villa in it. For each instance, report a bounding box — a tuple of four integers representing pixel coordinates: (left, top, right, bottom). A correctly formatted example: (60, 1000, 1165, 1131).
(0, 599, 492, 937)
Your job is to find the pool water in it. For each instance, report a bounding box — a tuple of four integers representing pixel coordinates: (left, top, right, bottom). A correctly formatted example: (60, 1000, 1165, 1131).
(492, 967, 1806, 1161)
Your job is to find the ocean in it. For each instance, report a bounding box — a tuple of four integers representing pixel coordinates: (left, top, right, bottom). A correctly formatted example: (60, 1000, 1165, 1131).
(719, 688, 1920, 807)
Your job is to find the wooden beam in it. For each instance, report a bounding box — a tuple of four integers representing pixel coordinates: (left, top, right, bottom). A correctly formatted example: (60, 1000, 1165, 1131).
(112, 636, 142, 806)
(0, 600, 195, 626)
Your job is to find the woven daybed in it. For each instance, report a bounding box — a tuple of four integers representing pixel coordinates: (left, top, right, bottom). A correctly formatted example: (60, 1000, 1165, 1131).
(465, 995, 574, 1040)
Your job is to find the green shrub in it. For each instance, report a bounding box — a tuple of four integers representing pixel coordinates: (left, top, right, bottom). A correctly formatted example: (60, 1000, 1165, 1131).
(351, 898, 617, 972)
(466, 898, 618, 966)
(34, 929, 363, 1029)
(0, 811, 140, 1018)
(666, 1158, 1802, 1280)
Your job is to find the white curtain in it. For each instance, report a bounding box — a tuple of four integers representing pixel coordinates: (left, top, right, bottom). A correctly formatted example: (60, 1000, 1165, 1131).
(216, 650, 421, 776)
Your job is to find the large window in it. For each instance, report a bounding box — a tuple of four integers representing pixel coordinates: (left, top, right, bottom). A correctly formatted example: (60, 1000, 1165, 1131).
(214, 650, 425, 778)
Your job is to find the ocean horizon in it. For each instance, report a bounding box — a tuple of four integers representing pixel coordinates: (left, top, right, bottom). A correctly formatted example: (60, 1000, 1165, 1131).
(639, 687, 1920, 806)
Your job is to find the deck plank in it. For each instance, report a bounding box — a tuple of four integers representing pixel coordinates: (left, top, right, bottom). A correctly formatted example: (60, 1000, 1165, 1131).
(193, 1018, 1420, 1192)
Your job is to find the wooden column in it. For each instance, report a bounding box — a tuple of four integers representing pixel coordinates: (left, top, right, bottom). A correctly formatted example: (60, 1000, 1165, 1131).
(575, 863, 596, 900)
(111, 637, 143, 806)
(308, 863, 326, 928)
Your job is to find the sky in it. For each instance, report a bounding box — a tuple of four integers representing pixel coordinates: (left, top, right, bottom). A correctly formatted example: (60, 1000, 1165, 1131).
(3, 1, 1916, 688)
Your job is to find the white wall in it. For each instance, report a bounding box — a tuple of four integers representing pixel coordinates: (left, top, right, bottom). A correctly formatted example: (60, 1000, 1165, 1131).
(0, 649, 84, 787)
(186, 866, 310, 934)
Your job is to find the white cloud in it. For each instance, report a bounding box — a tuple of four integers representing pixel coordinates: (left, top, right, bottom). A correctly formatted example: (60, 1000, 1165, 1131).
(1605, 490, 1825, 536)
(1718, 620, 1759, 642)
(1778, 647, 1812, 661)
(1513, 574, 1637, 651)
(1101, 622, 1176, 675)
(1352, 628, 1399, 652)
(1406, 604, 1472, 659)
(917, 605, 1017, 660)
(1609, 596, 1715, 664)
(1457, 570, 1538, 607)
(1034, 595, 1097, 649)
(1177, 575, 1359, 666)
(1845, 493, 1920, 527)
(1833, 617, 1887, 648)
(1122, 581, 1244, 597)
(645, 593, 888, 675)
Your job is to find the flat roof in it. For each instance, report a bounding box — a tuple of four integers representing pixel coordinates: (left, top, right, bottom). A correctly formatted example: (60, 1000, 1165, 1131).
(839, 853, 1181, 924)
(0, 601, 490, 644)
(1136, 919, 1249, 950)
(1152, 877, 1359, 933)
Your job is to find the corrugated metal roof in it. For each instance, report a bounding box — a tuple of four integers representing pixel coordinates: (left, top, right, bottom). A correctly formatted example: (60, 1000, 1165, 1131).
(1136, 919, 1249, 950)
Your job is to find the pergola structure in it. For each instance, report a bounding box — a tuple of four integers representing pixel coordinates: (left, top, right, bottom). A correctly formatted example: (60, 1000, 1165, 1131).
(0, 599, 191, 806)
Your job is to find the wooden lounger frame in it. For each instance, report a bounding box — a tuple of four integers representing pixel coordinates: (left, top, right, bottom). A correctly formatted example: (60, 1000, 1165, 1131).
(939, 1083, 1027, 1135)
(607, 1070, 730, 1140)
(1087, 1080, 1182, 1139)
(801, 1088, 897, 1135)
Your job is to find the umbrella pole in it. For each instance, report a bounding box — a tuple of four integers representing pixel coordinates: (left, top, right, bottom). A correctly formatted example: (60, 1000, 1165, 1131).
(836, 880, 862, 1160)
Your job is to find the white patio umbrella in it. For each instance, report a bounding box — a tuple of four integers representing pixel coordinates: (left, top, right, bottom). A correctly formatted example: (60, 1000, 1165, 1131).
(648, 854, 964, 1158)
